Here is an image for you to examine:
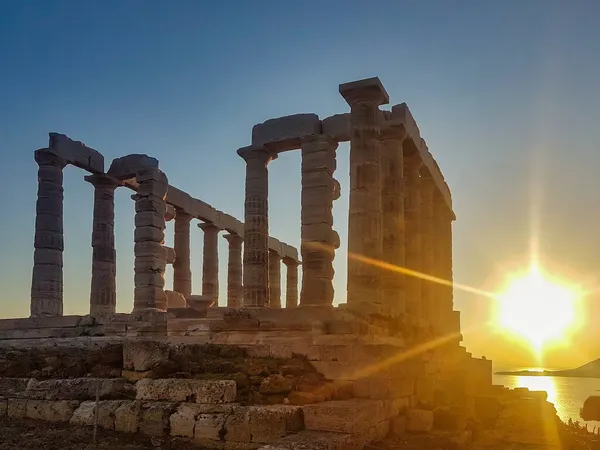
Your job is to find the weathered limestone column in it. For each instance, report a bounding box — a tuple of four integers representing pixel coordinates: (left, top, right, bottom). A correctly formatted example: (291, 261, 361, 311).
(223, 233, 243, 309)
(173, 209, 192, 299)
(199, 222, 220, 301)
(300, 135, 339, 306)
(269, 250, 282, 308)
(435, 194, 455, 335)
(380, 122, 407, 316)
(340, 77, 389, 310)
(283, 257, 299, 308)
(403, 154, 423, 321)
(238, 146, 274, 308)
(31, 149, 68, 317)
(85, 174, 119, 314)
(420, 172, 436, 328)
(133, 168, 169, 311)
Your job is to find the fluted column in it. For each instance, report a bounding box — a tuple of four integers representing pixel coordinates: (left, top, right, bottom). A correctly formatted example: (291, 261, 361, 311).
(435, 195, 455, 336)
(31, 149, 67, 317)
(238, 146, 274, 308)
(199, 222, 220, 301)
(403, 154, 423, 321)
(420, 173, 436, 328)
(173, 210, 192, 299)
(133, 168, 168, 311)
(300, 135, 339, 306)
(340, 77, 389, 310)
(283, 257, 299, 308)
(269, 250, 282, 308)
(85, 174, 119, 314)
(224, 233, 243, 309)
(380, 122, 407, 316)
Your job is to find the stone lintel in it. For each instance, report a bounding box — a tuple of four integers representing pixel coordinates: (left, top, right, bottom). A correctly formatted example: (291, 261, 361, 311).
(107, 154, 158, 180)
(281, 244, 299, 263)
(321, 113, 351, 142)
(339, 77, 390, 106)
(252, 113, 322, 152)
(48, 132, 105, 173)
(380, 119, 407, 141)
(84, 174, 122, 188)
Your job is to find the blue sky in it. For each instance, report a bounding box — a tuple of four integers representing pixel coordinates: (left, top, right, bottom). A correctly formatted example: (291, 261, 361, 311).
(1, 0, 600, 367)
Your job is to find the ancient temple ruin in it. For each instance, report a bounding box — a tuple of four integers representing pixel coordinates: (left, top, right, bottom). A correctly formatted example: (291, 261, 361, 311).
(0, 77, 494, 449)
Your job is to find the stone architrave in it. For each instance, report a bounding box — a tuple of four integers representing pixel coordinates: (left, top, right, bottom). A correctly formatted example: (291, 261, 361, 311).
(199, 222, 220, 302)
(133, 168, 169, 311)
(31, 149, 67, 317)
(238, 146, 274, 308)
(403, 154, 423, 321)
(420, 172, 436, 329)
(339, 77, 389, 310)
(268, 250, 282, 308)
(283, 257, 299, 308)
(300, 135, 339, 306)
(85, 174, 120, 314)
(173, 209, 192, 299)
(223, 233, 243, 309)
(380, 122, 407, 316)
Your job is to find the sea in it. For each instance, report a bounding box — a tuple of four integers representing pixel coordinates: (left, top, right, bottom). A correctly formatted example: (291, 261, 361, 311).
(494, 373, 600, 429)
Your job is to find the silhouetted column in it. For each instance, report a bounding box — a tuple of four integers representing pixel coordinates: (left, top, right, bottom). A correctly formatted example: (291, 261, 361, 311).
(199, 222, 220, 301)
(238, 146, 274, 308)
(173, 209, 192, 299)
(283, 257, 299, 308)
(300, 135, 339, 306)
(85, 174, 119, 314)
(435, 194, 455, 336)
(420, 172, 435, 328)
(31, 149, 68, 317)
(224, 233, 243, 309)
(340, 77, 389, 311)
(269, 250, 282, 308)
(403, 154, 423, 321)
(380, 122, 407, 316)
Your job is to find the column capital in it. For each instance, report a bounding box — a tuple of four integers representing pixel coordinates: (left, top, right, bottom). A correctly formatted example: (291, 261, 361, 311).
(223, 233, 243, 245)
(84, 174, 121, 190)
(237, 145, 277, 164)
(282, 256, 300, 267)
(339, 77, 389, 106)
(34, 148, 67, 168)
(268, 249, 282, 260)
(198, 222, 220, 233)
(174, 208, 193, 222)
(380, 120, 407, 142)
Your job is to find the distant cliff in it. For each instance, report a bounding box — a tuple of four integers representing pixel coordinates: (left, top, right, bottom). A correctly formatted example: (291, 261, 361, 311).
(496, 358, 600, 378)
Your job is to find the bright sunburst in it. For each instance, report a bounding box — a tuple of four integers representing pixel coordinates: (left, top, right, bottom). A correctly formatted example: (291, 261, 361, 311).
(496, 264, 579, 351)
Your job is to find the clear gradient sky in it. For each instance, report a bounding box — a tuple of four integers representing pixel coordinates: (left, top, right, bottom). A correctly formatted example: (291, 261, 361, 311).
(1, 0, 600, 369)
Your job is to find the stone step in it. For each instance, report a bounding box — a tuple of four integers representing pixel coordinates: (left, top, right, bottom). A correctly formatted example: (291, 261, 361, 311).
(23, 377, 134, 400)
(257, 430, 356, 450)
(135, 378, 236, 404)
(302, 399, 390, 434)
(0, 378, 29, 396)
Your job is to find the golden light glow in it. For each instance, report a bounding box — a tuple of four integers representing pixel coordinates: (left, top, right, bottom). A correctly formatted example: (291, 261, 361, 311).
(496, 264, 580, 351)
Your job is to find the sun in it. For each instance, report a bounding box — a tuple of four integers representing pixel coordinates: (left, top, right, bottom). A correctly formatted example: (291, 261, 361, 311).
(496, 264, 579, 351)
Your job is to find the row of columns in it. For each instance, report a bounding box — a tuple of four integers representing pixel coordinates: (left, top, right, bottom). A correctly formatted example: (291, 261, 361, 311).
(30, 149, 299, 316)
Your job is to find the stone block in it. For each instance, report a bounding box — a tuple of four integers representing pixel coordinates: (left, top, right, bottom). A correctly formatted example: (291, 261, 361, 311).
(163, 246, 176, 264)
(26, 400, 80, 422)
(134, 256, 166, 274)
(166, 290, 187, 308)
(390, 415, 406, 436)
(139, 401, 177, 436)
(169, 403, 234, 438)
(303, 399, 385, 434)
(164, 204, 176, 221)
(107, 154, 158, 180)
(0, 398, 6, 417)
(406, 409, 433, 432)
(135, 211, 166, 229)
(33, 248, 63, 266)
(114, 400, 142, 433)
(134, 241, 165, 257)
(134, 226, 165, 243)
(70, 400, 127, 430)
(322, 113, 351, 142)
(259, 430, 354, 450)
(123, 339, 169, 371)
(134, 272, 166, 287)
(24, 378, 133, 401)
(0, 378, 30, 396)
(224, 406, 251, 442)
(166, 186, 192, 213)
(7, 398, 27, 418)
(48, 132, 104, 173)
(132, 286, 168, 311)
(134, 195, 167, 215)
(136, 379, 236, 404)
(194, 413, 227, 442)
(252, 113, 321, 150)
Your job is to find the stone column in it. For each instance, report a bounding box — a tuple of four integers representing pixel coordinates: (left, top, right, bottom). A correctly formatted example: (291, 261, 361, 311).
(340, 77, 389, 311)
(403, 154, 423, 321)
(133, 168, 168, 311)
(420, 172, 436, 328)
(300, 135, 339, 306)
(435, 195, 455, 336)
(173, 209, 192, 299)
(85, 174, 119, 314)
(380, 122, 407, 316)
(31, 149, 67, 317)
(224, 233, 243, 309)
(269, 250, 282, 308)
(238, 146, 274, 308)
(199, 222, 220, 301)
(283, 257, 299, 308)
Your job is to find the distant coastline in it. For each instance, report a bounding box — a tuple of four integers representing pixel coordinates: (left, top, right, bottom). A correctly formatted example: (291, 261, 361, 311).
(496, 358, 600, 378)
